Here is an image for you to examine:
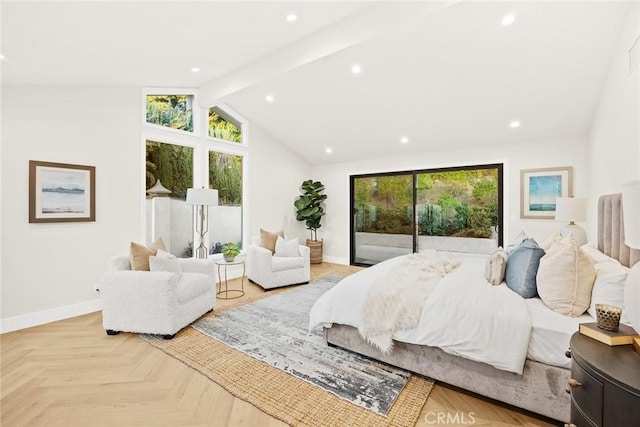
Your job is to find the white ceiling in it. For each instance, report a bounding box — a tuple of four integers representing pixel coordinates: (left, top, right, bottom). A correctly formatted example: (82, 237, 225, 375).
(1, 1, 634, 165)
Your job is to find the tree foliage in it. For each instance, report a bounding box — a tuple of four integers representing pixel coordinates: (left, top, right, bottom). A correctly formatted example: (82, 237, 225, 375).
(145, 140, 193, 200)
(146, 95, 193, 132)
(355, 168, 499, 238)
(209, 108, 242, 143)
(209, 152, 242, 206)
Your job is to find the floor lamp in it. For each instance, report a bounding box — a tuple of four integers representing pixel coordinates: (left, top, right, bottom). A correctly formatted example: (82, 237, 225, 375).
(186, 188, 219, 259)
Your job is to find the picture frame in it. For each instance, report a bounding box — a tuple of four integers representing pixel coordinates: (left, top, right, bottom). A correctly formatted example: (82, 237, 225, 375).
(520, 166, 573, 219)
(29, 160, 96, 223)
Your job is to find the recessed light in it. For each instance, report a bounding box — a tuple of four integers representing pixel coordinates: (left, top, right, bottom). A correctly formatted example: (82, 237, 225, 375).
(191, 67, 200, 73)
(265, 95, 274, 103)
(325, 148, 333, 154)
(501, 15, 515, 26)
(400, 136, 409, 144)
(509, 120, 521, 128)
(351, 64, 362, 75)
(0, 53, 5, 60)
(286, 13, 297, 22)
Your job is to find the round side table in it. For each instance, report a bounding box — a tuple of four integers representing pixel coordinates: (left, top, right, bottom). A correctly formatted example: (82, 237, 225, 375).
(215, 258, 245, 299)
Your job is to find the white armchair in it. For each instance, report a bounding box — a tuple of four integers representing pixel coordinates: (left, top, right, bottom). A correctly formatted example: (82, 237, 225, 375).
(247, 236, 310, 290)
(98, 256, 216, 338)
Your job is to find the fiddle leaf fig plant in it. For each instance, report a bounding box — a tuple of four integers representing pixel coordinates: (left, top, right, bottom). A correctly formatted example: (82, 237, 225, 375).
(294, 179, 327, 241)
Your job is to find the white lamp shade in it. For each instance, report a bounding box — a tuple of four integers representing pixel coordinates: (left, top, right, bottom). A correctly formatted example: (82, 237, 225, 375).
(622, 181, 640, 332)
(622, 181, 640, 249)
(555, 197, 587, 222)
(186, 188, 219, 206)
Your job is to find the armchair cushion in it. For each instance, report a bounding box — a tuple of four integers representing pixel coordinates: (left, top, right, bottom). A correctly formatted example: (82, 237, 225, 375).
(275, 236, 300, 257)
(129, 239, 168, 271)
(260, 229, 285, 254)
(272, 256, 306, 272)
(178, 258, 216, 275)
(149, 256, 183, 274)
(176, 273, 214, 304)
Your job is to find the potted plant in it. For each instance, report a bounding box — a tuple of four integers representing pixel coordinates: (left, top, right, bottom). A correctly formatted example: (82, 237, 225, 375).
(294, 179, 327, 264)
(221, 242, 240, 262)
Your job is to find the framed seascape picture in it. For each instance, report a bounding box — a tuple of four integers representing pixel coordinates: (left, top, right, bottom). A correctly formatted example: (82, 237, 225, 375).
(520, 166, 573, 219)
(29, 161, 96, 223)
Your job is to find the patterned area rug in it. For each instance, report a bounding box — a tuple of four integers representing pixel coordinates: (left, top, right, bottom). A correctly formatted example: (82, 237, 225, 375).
(143, 276, 433, 427)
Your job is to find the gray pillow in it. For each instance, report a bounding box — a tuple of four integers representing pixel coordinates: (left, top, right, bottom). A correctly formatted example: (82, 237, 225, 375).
(505, 238, 545, 298)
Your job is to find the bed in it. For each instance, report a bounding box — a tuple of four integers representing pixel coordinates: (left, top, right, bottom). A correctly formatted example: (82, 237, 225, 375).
(310, 193, 639, 422)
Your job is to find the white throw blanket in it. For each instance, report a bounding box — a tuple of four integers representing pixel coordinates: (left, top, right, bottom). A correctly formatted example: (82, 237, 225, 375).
(359, 253, 461, 354)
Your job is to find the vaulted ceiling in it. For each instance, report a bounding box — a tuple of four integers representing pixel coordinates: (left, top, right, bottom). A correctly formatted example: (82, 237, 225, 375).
(2, 1, 634, 164)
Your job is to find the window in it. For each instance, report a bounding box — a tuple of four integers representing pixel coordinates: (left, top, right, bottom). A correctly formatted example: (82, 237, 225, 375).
(142, 90, 248, 259)
(208, 107, 242, 143)
(146, 95, 194, 132)
(207, 151, 243, 254)
(145, 140, 194, 257)
(351, 164, 503, 266)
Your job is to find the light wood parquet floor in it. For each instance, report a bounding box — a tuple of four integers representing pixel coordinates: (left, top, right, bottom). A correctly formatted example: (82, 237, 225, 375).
(1, 262, 555, 427)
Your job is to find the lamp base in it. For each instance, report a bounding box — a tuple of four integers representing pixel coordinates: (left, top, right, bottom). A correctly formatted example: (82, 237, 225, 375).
(194, 231, 208, 259)
(195, 245, 208, 259)
(561, 223, 587, 246)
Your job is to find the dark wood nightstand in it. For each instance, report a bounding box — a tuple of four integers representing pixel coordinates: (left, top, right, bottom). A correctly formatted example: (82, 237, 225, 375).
(567, 332, 640, 427)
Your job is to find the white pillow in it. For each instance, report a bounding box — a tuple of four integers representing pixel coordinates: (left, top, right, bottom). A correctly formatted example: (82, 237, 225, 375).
(536, 235, 596, 316)
(507, 231, 529, 254)
(587, 262, 630, 323)
(540, 232, 563, 252)
(156, 249, 177, 259)
(484, 247, 507, 286)
(149, 256, 183, 274)
(274, 236, 300, 257)
(580, 244, 622, 266)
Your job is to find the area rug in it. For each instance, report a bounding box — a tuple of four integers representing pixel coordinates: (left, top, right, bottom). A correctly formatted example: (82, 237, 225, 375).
(143, 276, 433, 427)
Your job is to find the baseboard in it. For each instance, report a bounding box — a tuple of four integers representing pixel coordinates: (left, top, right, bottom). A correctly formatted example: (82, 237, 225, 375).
(0, 299, 102, 334)
(321, 255, 349, 265)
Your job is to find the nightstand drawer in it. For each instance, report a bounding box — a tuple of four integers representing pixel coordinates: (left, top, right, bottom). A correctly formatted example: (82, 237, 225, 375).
(603, 382, 640, 426)
(571, 360, 603, 425)
(571, 398, 597, 427)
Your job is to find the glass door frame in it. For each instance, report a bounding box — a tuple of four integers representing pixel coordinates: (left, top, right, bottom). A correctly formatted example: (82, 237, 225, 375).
(350, 163, 504, 267)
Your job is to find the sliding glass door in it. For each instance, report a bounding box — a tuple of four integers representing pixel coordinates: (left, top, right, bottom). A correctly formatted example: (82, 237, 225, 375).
(352, 173, 414, 264)
(351, 164, 503, 266)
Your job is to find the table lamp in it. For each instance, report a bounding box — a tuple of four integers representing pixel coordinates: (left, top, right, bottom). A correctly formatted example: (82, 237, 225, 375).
(186, 187, 218, 259)
(555, 197, 588, 246)
(622, 181, 640, 335)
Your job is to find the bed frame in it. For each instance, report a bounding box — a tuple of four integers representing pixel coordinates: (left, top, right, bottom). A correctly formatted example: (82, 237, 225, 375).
(324, 193, 639, 422)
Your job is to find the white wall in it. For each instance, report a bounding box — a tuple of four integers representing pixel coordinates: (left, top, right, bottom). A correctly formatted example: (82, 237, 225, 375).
(0, 85, 311, 332)
(588, 2, 640, 238)
(247, 124, 311, 241)
(312, 137, 589, 264)
(1, 85, 142, 330)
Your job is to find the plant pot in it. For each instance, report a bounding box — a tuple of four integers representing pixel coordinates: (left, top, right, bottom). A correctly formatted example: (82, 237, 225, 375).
(223, 255, 236, 262)
(306, 239, 323, 264)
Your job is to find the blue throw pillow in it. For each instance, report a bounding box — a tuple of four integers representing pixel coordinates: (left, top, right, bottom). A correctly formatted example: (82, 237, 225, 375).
(505, 238, 545, 298)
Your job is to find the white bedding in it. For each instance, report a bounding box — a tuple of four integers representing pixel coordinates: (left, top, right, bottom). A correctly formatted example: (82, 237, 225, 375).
(526, 298, 594, 369)
(309, 252, 533, 374)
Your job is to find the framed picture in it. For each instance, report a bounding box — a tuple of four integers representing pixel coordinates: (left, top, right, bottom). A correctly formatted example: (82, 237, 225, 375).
(520, 166, 573, 219)
(29, 161, 96, 223)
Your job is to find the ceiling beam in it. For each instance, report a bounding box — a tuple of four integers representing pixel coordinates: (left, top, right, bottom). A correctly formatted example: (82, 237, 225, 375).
(199, 1, 460, 108)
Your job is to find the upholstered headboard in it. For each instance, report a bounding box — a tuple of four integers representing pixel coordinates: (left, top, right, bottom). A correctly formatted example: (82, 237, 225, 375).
(598, 193, 640, 267)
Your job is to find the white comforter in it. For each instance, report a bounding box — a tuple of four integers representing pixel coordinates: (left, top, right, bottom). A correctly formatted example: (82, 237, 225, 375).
(309, 252, 532, 374)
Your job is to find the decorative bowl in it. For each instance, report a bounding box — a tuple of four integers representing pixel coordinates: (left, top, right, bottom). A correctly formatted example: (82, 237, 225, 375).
(595, 304, 622, 332)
